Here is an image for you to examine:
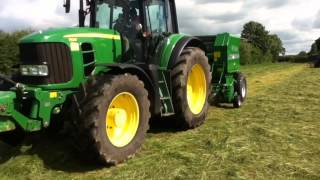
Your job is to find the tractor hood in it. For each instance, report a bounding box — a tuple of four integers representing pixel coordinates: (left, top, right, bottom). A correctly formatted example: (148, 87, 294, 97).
(17, 27, 123, 90)
(20, 27, 120, 44)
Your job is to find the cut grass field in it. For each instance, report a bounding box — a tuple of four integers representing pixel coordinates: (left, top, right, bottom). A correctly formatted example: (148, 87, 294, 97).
(0, 63, 319, 180)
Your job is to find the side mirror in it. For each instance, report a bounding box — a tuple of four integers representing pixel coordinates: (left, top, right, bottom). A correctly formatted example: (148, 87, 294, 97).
(64, 0, 71, 13)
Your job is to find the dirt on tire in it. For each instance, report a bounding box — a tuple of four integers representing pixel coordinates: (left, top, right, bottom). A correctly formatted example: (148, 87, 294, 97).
(70, 74, 151, 165)
(171, 47, 212, 129)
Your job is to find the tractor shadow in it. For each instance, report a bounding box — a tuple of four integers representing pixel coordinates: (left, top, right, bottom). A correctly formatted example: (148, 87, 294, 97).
(0, 117, 186, 173)
(0, 131, 106, 173)
(0, 142, 21, 163)
(0, 106, 233, 173)
(148, 103, 237, 134)
(213, 103, 236, 109)
(148, 117, 189, 134)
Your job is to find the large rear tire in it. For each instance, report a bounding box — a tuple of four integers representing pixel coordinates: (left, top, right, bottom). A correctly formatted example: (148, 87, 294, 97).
(71, 74, 150, 165)
(171, 47, 212, 129)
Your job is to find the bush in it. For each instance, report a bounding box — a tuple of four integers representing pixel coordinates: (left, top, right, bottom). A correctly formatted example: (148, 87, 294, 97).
(278, 55, 310, 63)
(240, 21, 286, 65)
(0, 30, 33, 75)
(240, 41, 273, 65)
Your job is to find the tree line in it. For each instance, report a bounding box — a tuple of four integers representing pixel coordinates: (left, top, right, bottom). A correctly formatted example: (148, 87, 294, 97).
(0, 22, 319, 74)
(309, 37, 320, 55)
(0, 30, 33, 74)
(240, 21, 319, 64)
(240, 21, 285, 64)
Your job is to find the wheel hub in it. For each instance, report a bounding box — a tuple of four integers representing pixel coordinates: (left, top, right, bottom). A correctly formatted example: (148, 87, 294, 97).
(187, 64, 207, 115)
(109, 108, 127, 128)
(242, 87, 246, 98)
(106, 92, 140, 147)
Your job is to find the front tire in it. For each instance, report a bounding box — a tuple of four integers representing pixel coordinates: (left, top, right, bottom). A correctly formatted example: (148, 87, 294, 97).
(235, 73, 248, 102)
(171, 47, 212, 129)
(72, 74, 150, 165)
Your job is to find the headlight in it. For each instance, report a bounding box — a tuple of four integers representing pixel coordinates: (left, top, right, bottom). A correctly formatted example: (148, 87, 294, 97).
(20, 65, 49, 76)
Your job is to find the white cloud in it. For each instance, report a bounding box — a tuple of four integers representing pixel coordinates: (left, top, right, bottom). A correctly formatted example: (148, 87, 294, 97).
(0, 0, 78, 31)
(176, 0, 320, 54)
(0, 0, 319, 54)
(314, 10, 320, 28)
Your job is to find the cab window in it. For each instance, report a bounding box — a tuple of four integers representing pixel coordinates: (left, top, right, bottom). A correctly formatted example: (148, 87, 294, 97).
(95, 2, 111, 28)
(145, 0, 168, 34)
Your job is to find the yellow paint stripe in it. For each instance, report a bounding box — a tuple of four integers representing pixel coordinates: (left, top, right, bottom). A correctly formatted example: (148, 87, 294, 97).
(64, 33, 121, 40)
(68, 38, 78, 42)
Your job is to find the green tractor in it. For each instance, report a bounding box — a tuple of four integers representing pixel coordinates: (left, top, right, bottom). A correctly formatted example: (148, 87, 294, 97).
(0, 0, 247, 164)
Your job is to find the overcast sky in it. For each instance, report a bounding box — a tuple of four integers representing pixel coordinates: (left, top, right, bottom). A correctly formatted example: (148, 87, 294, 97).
(0, 0, 319, 54)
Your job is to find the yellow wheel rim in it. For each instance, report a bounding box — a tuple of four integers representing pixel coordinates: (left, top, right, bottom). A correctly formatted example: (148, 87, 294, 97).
(106, 92, 139, 147)
(187, 64, 207, 115)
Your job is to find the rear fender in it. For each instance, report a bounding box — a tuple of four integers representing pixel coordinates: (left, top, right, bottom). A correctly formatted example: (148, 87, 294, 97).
(167, 37, 206, 70)
(155, 34, 206, 70)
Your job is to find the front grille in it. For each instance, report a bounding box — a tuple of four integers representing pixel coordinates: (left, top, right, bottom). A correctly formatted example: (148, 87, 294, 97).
(18, 43, 73, 84)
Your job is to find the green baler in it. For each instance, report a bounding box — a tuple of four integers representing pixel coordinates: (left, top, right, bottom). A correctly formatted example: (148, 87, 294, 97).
(0, 0, 247, 165)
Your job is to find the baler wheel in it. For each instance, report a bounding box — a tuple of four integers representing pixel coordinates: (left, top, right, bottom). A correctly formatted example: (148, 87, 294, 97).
(233, 72, 247, 108)
(233, 95, 242, 108)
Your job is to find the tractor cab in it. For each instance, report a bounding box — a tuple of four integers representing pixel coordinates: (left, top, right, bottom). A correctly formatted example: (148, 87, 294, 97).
(79, 0, 179, 62)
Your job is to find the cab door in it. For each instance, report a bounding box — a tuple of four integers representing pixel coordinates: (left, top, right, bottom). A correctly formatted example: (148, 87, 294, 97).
(143, 0, 178, 62)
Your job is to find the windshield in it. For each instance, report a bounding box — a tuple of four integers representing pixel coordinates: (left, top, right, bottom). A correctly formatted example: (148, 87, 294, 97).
(145, 0, 167, 34)
(93, 0, 140, 30)
(95, 2, 111, 28)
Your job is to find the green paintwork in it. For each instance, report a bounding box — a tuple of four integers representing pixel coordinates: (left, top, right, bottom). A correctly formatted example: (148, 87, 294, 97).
(225, 74, 236, 102)
(153, 34, 185, 115)
(159, 34, 185, 69)
(30, 88, 73, 129)
(214, 33, 241, 73)
(0, 91, 17, 133)
(0, 27, 124, 133)
(0, 119, 16, 133)
(20, 27, 122, 90)
(0, 88, 74, 132)
(0, 91, 16, 117)
(211, 33, 241, 103)
(155, 32, 241, 107)
(0, 25, 243, 133)
(142, 33, 184, 115)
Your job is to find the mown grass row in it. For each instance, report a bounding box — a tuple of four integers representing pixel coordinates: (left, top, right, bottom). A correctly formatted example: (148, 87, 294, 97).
(0, 63, 319, 180)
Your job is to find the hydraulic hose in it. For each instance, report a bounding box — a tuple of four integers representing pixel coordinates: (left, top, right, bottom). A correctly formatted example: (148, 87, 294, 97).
(0, 74, 17, 86)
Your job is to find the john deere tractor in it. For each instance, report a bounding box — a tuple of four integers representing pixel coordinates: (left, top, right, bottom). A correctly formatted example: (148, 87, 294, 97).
(0, 0, 247, 165)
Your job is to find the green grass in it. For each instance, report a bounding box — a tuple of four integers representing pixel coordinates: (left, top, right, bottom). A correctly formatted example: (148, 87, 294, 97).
(0, 63, 319, 180)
